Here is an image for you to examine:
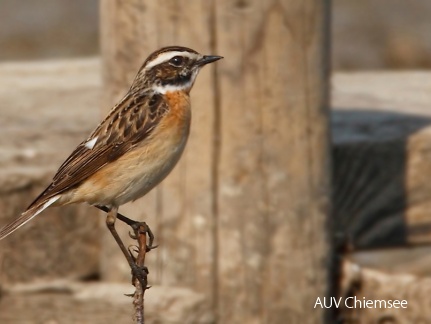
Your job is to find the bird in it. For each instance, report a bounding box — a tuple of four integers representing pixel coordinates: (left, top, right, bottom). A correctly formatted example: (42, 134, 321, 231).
(0, 46, 222, 280)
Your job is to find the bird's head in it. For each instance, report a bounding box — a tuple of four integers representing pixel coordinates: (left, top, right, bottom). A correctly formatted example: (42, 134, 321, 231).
(132, 46, 223, 94)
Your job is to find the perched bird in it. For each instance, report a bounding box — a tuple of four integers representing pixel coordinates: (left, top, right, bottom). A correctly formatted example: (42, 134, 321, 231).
(0, 46, 222, 272)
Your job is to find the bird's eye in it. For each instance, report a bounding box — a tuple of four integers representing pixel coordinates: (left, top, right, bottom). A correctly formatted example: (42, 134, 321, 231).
(169, 56, 184, 67)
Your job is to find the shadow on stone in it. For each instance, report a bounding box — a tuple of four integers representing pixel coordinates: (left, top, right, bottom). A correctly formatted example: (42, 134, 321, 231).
(332, 109, 431, 250)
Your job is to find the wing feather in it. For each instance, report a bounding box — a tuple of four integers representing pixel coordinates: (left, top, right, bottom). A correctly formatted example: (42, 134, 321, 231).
(26, 91, 167, 210)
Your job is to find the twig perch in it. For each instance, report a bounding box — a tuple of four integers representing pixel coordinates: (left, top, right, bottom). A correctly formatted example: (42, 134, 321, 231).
(130, 222, 154, 324)
(95, 206, 156, 323)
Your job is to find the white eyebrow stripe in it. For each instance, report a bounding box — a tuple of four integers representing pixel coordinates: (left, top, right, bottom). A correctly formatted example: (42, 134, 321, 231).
(84, 137, 98, 149)
(145, 51, 198, 70)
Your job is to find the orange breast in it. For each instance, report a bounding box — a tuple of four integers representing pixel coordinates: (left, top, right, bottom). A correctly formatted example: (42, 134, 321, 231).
(163, 91, 191, 134)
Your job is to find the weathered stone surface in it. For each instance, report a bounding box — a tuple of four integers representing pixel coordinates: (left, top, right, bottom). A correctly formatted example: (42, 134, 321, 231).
(0, 59, 102, 284)
(341, 260, 431, 323)
(0, 282, 213, 324)
(0, 0, 98, 61)
(332, 72, 431, 248)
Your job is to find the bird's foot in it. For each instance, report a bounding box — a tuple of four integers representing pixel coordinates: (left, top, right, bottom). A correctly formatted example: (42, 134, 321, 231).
(131, 263, 149, 289)
(129, 221, 158, 252)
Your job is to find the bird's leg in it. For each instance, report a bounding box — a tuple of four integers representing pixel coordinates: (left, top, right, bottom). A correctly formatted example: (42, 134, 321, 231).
(96, 205, 156, 251)
(105, 206, 148, 289)
(97, 205, 136, 225)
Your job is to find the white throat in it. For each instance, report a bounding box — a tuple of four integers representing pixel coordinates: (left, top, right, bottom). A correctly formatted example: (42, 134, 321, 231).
(152, 80, 192, 94)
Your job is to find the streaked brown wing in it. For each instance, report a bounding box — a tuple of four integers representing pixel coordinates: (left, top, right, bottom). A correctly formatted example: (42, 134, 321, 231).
(27, 91, 167, 209)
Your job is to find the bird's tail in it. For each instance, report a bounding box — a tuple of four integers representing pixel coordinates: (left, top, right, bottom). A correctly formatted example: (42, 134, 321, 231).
(0, 196, 60, 240)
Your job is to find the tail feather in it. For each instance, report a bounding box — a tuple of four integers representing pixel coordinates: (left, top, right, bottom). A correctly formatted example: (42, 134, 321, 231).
(0, 196, 60, 240)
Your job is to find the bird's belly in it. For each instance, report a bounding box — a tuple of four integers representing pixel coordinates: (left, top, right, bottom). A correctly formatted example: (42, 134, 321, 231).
(114, 142, 186, 205)
(74, 127, 189, 206)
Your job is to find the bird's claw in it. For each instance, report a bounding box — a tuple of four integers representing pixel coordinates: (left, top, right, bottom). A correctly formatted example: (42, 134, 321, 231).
(128, 221, 157, 251)
(146, 244, 158, 252)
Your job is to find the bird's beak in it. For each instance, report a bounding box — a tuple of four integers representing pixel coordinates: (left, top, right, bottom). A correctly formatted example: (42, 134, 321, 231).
(196, 55, 223, 67)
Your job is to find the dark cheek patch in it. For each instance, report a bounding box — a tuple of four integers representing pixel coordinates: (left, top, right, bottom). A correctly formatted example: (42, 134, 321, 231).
(153, 63, 193, 87)
(160, 73, 192, 87)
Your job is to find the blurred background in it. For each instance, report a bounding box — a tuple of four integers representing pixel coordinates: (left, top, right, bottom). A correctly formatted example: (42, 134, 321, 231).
(1, 0, 431, 69)
(1, 1, 431, 323)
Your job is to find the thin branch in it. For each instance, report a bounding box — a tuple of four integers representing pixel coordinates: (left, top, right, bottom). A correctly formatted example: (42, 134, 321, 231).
(95, 205, 155, 323)
(131, 223, 151, 324)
